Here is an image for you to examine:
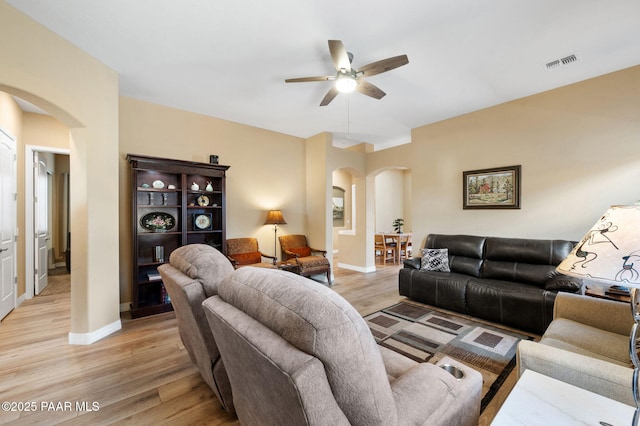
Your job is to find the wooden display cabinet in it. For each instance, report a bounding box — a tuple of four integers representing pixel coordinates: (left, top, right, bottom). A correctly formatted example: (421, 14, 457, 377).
(127, 154, 229, 318)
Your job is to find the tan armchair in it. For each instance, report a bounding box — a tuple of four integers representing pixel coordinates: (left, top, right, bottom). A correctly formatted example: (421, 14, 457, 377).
(516, 292, 633, 406)
(226, 237, 277, 269)
(279, 234, 332, 284)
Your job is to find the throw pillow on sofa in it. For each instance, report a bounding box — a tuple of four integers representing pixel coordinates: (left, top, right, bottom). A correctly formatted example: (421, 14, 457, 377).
(421, 248, 450, 272)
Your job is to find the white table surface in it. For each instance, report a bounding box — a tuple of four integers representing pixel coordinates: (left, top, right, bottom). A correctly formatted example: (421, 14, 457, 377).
(491, 369, 635, 426)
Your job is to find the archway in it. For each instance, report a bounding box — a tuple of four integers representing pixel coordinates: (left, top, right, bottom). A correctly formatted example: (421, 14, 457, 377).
(369, 166, 412, 269)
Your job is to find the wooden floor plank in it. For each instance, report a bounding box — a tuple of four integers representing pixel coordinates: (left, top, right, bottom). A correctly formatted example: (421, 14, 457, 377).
(0, 260, 519, 425)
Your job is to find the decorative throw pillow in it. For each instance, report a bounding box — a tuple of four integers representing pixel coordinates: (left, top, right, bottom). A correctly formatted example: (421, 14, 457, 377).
(231, 252, 262, 265)
(421, 248, 450, 272)
(289, 247, 312, 258)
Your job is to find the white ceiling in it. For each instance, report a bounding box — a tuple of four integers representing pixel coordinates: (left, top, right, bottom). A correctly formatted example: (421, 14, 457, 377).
(7, 0, 640, 150)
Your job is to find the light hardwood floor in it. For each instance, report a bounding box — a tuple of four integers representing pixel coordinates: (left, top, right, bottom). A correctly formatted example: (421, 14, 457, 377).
(0, 261, 523, 425)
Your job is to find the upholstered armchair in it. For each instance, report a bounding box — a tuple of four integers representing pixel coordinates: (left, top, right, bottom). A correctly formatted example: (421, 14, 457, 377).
(157, 244, 235, 413)
(225, 237, 277, 269)
(516, 292, 633, 406)
(203, 267, 482, 426)
(279, 234, 331, 284)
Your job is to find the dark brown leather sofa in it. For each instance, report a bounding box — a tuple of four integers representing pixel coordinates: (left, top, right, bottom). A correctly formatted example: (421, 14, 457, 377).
(399, 234, 582, 334)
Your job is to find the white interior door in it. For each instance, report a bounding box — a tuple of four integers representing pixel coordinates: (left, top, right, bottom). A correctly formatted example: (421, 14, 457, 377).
(0, 129, 17, 320)
(34, 152, 49, 295)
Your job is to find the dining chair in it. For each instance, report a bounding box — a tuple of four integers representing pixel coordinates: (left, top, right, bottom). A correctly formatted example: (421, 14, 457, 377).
(375, 233, 397, 265)
(399, 233, 412, 261)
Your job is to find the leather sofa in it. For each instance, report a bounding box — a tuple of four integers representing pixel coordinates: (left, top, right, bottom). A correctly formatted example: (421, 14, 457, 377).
(399, 234, 582, 334)
(203, 264, 482, 426)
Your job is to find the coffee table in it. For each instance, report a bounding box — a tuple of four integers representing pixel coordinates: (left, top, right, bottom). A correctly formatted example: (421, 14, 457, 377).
(491, 370, 634, 425)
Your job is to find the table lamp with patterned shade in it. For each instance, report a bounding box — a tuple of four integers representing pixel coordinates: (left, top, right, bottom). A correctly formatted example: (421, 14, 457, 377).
(264, 210, 287, 260)
(556, 205, 640, 425)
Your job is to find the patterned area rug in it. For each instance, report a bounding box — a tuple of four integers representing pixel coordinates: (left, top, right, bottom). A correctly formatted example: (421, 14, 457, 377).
(364, 302, 533, 413)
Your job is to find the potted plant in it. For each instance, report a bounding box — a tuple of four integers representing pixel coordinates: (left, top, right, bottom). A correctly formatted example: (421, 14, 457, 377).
(393, 218, 404, 234)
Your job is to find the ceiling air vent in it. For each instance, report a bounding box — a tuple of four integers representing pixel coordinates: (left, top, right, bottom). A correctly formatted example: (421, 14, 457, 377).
(545, 54, 579, 70)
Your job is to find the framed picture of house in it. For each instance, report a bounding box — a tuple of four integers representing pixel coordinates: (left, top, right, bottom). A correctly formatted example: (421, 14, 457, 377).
(463, 165, 521, 209)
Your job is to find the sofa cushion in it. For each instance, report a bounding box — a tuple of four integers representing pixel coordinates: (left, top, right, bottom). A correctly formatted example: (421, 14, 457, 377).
(425, 234, 486, 277)
(541, 318, 631, 368)
(420, 248, 450, 272)
(484, 237, 575, 265)
(466, 278, 555, 334)
(168, 244, 234, 297)
(482, 260, 557, 288)
(399, 269, 469, 313)
(426, 234, 485, 258)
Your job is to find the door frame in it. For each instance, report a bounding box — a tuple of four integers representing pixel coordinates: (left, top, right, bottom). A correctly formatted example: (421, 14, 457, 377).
(0, 126, 17, 318)
(24, 145, 70, 299)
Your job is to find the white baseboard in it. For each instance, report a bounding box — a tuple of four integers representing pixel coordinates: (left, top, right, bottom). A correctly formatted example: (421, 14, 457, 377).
(16, 293, 26, 308)
(337, 263, 377, 273)
(68, 319, 122, 345)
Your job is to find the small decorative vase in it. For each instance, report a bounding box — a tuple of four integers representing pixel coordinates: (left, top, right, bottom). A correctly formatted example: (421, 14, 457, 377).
(191, 182, 199, 190)
(205, 181, 213, 192)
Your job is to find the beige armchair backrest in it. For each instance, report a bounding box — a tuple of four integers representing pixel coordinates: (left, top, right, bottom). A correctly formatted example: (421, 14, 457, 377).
(158, 244, 235, 413)
(203, 267, 482, 426)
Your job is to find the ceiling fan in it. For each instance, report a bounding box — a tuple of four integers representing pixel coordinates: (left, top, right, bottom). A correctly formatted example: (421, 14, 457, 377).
(285, 40, 409, 106)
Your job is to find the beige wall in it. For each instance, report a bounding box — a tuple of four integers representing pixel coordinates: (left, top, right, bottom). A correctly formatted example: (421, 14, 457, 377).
(328, 142, 368, 270)
(22, 114, 71, 265)
(375, 169, 405, 233)
(368, 65, 640, 248)
(1, 0, 120, 339)
(332, 169, 353, 254)
(118, 97, 307, 302)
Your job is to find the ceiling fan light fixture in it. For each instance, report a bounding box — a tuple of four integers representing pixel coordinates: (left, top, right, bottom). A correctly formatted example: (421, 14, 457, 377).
(335, 74, 357, 93)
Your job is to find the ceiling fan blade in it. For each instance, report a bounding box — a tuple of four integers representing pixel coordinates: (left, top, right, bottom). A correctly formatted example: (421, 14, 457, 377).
(328, 40, 351, 72)
(320, 86, 339, 106)
(356, 80, 386, 100)
(358, 55, 409, 78)
(285, 76, 334, 83)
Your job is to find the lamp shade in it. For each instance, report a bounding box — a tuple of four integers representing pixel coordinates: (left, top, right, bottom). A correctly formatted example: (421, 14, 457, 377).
(557, 205, 640, 289)
(264, 210, 287, 225)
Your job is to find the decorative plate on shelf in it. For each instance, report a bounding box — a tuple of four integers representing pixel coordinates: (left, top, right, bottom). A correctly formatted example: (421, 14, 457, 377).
(197, 194, 210, 206)
(152, 180, 165, 189)
(140, 212, 176, 232)
(193, 213, 212, 230)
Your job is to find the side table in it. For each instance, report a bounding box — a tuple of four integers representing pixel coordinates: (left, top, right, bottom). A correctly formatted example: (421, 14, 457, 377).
(585, 284, 631, 303)
(276, 260, 300, 275)
(491, 370, 633, 425)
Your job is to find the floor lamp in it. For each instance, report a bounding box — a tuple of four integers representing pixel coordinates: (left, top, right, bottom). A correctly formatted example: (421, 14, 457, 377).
(556, 205, 640, 426)
(264, 210, 287, 260)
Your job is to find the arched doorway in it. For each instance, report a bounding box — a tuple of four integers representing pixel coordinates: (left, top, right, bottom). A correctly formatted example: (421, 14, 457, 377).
(370, 166, 412, 269)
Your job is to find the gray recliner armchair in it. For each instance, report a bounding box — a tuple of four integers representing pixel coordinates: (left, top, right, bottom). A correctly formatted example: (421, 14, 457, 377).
(203, 266, 482, 425)
(157, 244, 235, 413)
